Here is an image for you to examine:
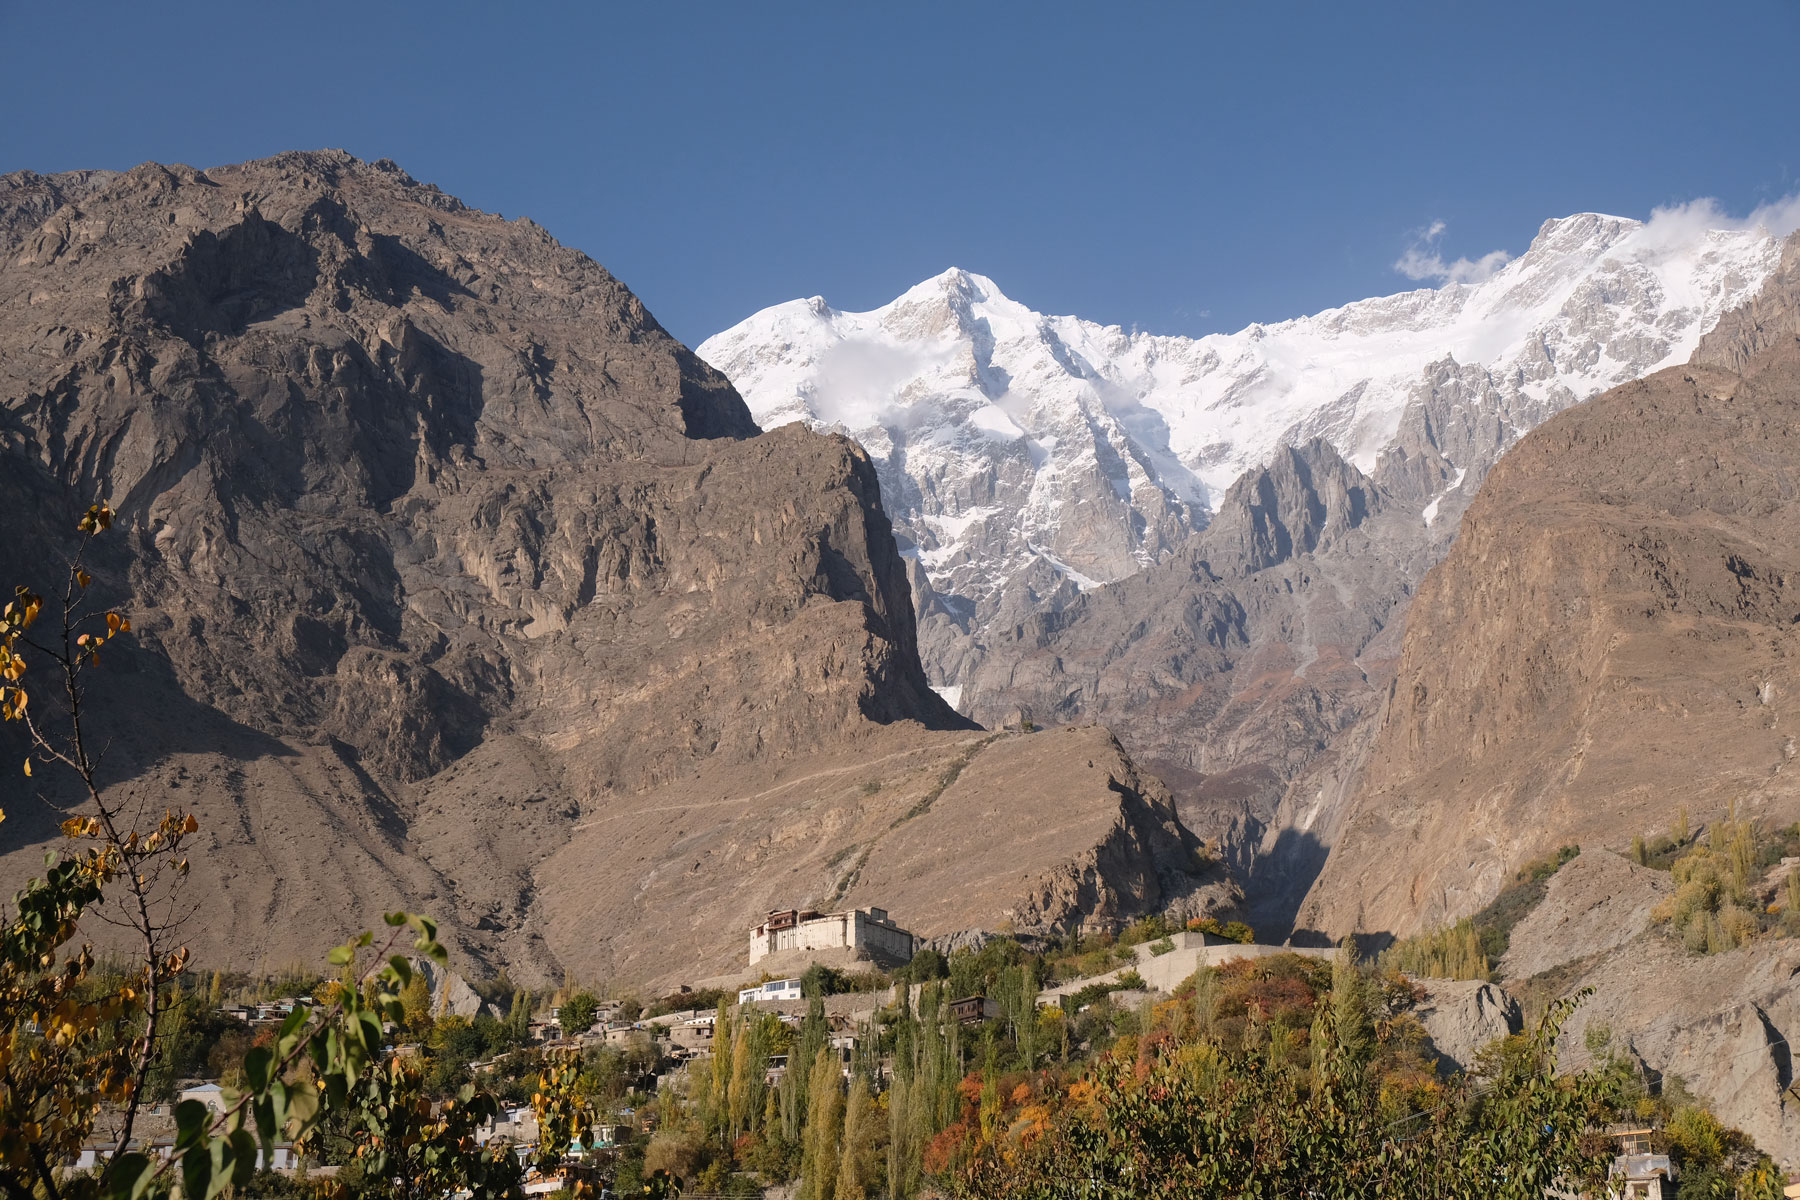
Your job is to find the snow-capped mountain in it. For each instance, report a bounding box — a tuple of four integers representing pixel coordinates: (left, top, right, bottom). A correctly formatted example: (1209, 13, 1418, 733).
(698, 212, 1784, 693)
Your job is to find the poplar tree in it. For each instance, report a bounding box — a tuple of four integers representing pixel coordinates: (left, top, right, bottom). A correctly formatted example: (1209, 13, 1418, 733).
(710, 997, 734, 1137)
(1329, 936, 1373, 1065)
(1015, 964, 1040, 1069)
(781, 994, 830, 1141)
(800, 1048, 844, 1200)
(834, 1076, 875, 1200)
(730, 1011, 773, 1139)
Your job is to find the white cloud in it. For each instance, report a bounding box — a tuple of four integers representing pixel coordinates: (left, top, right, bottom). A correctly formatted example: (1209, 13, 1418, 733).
(1393, 220, 1512, 286)
(1395, 193, 1800, 288)
(1633, 192, 1800, 255)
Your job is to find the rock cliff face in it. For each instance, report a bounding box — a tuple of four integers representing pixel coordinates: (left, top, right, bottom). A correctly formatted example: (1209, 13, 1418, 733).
(0, 153, 1212, 984)
(1297, 246, 1800, 937)
(1412, 980, 1522, 1073)
(1487, 851, 1800, 1168)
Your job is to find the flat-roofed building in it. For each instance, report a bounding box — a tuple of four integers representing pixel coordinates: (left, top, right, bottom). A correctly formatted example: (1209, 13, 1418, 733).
(748, 906, 918, 968)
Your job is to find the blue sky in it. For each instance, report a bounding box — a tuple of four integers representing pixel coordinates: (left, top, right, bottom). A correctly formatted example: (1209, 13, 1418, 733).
(3, 1, 1797, 345)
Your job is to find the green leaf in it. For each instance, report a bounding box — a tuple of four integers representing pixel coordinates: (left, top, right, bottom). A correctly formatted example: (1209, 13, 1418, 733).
(244, 1045, 272, 1093)
(225, 1128, 257, 1191)
(180, 1137, 213, 1200)
(173, 1098, 211, 1145)
(252, 1092, 277, 1166)
(285, 1078, 321, 1133)
(383, 911, 408, 927)
(327, 943, 354, 966)
(105, 1152, 161, 1200)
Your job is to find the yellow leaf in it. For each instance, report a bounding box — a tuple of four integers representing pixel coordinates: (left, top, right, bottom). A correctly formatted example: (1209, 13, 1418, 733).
(75, 570, 90, 589)
(21, 760, 29, 777)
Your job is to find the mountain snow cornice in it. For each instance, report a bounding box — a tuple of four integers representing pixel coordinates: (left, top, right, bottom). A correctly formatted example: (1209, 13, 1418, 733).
(698, 213, 1782, 695)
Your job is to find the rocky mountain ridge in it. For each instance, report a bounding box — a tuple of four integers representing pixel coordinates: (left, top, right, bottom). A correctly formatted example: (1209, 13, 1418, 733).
(699, 216, 1784, 697)
(0, 152, 1225, 986)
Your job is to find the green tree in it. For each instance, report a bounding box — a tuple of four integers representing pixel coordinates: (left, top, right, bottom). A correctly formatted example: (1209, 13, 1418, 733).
(709, 996, 734, 1137)
(400, 970, 434, 1034)
(834, 1076, 875, 1200)
(1325, 936, 1373, 1066)
(559, 989, 600, 1035)
(799, 1047, 844, 1200)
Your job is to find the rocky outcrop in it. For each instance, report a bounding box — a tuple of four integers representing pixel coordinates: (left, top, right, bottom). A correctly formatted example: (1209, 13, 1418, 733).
(1499, 851, 1673, 981)
(1413, 980, 1522, 1073)
(415, 957, 488, 1019)
(1693, 232, 1800, 375)
(1550, 937, 1800, 1169)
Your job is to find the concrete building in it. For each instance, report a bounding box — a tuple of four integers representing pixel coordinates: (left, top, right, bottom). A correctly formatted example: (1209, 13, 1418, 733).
(739, 978, 804, 1005)
(177, 1082, 227, 1114)
(748, 907, 918, 968)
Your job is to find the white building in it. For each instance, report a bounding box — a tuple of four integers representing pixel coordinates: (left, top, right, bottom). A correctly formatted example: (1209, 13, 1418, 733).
(738, 978, 803, 1005)
(177, 1082, 227, 1114)
(748, 906, 918, 967)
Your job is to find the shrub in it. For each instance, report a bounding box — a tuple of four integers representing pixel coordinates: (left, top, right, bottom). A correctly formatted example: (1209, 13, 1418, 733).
(1379, 919, 1490, 982)
(1187, 917, 1254, 945)
(1653, 808, 1766, 955)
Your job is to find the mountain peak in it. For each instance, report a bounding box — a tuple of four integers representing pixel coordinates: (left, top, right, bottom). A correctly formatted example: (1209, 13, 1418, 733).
(1525, 211, 1639, 257)
(699, 208, 1783, 691)
(897, 266, 1003, 310)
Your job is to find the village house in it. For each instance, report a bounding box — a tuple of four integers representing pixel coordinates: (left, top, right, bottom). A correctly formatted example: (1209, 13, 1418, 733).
(739, 978, 804, 1004)
(669, 1014, 716, 1053)
(748, 906, 919, 968)
(1606, 1128, 1677, 1199)
(177, 1082, 227, 1114)
(949, 995, 1000, 1026)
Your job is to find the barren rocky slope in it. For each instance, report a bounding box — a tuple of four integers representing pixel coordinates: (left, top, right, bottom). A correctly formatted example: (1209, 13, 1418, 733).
(1487, 851, 1800, 1167)
(539, 724, 1235, 989)
(0, 153, 1222, 985)
(1300, 233, 1800, 940)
